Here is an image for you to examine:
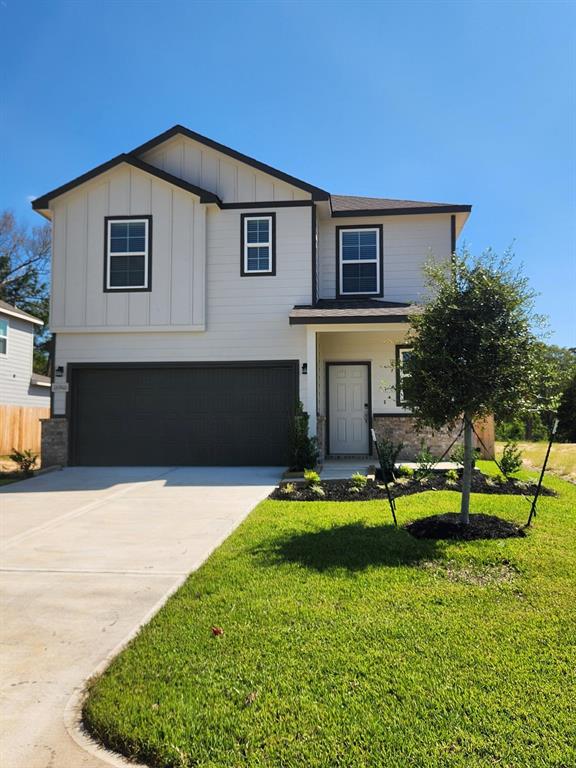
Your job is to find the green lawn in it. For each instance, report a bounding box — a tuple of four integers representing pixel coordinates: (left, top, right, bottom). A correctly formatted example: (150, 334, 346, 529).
(83, 466, 576, 768)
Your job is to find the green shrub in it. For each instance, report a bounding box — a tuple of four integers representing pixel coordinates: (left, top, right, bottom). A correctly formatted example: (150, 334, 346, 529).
(9, 448, 38, 475)
(303, 469, 321, 488)
(500, 442, 523, 476)
(309, 485, 326, 498)
(349, 485, 361, 495)
(280, 482, 296, 496)
(396, 465, 414, 478)
(415, 443, 436, 479)
(376, 439, 404, 482)
(445, 468, 459, 482)
(351, 472, 368, 489)
(288, 402, 319, 471)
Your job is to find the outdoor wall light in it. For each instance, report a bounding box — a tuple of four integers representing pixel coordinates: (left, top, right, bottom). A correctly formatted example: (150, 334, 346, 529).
(55, 366, 64, 377)
(302, 363, 308, 375)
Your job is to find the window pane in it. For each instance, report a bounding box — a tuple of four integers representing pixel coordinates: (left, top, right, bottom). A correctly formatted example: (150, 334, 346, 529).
(342, 262, 377, 293)
(0, 338, 5, 354)
(110, 222, 128, 238)
(246, 218, 269, 244)
(109, 254, 145, 287)
(110, 221, 146, 253)
(246, 245, 270, 271)
(0, 319, 7, 336)
(341, 230, 377, 261)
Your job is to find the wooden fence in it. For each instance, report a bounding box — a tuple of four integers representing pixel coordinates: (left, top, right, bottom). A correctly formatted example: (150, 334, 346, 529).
(474, 415, 495, 459)
(0, 405, 50, 456)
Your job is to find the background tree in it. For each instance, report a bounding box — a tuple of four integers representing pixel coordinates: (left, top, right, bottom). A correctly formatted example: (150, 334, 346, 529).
(402, 248, 555, 524)
(0, 210, 51, 374)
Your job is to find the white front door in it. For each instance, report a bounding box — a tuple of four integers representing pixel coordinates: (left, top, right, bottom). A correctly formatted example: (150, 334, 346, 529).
(328, 363, 369, 454)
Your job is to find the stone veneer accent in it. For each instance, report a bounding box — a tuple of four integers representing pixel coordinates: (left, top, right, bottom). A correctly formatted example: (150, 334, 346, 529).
(41, 418, 68, 467)
(372, 415, 465, 461)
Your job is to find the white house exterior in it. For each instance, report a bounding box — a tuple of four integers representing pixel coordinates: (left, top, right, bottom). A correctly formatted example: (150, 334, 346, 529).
(32, 125, 476, 467)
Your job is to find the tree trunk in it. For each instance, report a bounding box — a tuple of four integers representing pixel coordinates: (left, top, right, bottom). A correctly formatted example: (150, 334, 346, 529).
(460, 416, 473, 525)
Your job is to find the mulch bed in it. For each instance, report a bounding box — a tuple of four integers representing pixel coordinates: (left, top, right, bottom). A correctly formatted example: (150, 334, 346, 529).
(270, 472, 556, 503)
(406, 513, 526, 541)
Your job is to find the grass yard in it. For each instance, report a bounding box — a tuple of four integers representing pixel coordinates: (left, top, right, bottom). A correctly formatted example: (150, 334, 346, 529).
(84, 466, 576, 768)
(496, 441, 576, 483)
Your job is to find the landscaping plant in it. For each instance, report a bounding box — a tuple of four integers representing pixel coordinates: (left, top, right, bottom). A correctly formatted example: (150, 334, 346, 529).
(288, 401, 319, 471)
(351, 472, 368, 489)
(500, 441, 523, 477)
(414, 443, 436, 480)
(9, 448, 38, 475)
(375, 438, 403, 482)
(402, 248, 556, 524)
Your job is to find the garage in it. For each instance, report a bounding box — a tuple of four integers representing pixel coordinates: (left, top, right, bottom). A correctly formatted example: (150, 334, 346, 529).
(69, 361, 299, 466)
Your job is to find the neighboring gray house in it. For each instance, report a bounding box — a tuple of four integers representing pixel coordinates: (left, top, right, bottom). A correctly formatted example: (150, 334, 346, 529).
(0, 300, 50, 408)
(0, 300, 50, 455)
(32, 125, 477, 467)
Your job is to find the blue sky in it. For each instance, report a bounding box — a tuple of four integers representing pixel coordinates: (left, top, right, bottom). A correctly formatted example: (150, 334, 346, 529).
(1, 0, 574, 345)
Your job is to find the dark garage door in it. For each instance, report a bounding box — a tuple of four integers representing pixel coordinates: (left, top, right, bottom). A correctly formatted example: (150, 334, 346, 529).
(70, 362, 298, 466)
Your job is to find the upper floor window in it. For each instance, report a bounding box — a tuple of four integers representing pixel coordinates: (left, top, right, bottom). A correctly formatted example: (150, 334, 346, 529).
(337, 226, 382, 297)
(241, 214, 276, 276)
(105, 217, 151, 291)
(0, 318, 7, 355)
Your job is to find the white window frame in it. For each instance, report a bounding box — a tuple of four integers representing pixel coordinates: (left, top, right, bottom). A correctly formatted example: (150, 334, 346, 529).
(338, 227, 381, 296)
(0, 318, 7, 355)
(397, 346, 412, 405)
(243, 215, 274, 275)
(106, 218, 150, 290)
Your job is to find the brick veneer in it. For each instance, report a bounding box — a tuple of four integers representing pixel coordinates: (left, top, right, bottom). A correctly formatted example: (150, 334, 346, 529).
(41, 418, 68, 467)
(372, 415, 464, 461)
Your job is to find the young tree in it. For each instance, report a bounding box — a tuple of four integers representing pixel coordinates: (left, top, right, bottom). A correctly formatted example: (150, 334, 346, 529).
(402, 249, 555, 524)
(0, 210, 51, 373)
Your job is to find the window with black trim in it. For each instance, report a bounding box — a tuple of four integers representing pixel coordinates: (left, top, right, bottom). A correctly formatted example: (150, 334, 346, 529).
(241, 214, 276, 276)
(337, 226, 381, 296)
(0, 318, 7, 355)
(105, 217, 151, 291)
(396, 345, 412, 406)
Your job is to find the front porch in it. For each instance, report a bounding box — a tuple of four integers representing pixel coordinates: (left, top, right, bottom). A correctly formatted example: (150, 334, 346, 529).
(298, 317, 494, 463)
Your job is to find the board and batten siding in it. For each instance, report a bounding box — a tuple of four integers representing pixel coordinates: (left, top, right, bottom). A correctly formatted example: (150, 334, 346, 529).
(50, 165, 207, 332)
(51, 203, 313, 415)
(0, 315, 49, 408)
(141, 136, 311, 204)
(318, 214, 452, 302)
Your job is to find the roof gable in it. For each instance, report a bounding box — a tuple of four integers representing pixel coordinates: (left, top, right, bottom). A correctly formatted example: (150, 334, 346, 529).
(131, 125, 330, 201)
(32, 154, 221, 215)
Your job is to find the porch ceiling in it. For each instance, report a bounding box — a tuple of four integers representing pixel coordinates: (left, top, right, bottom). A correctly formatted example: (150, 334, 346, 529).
(289, 299, 421, 325)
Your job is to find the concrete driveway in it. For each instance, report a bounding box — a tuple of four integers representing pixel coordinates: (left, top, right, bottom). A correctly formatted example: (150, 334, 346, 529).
(0, 466, 280, 768)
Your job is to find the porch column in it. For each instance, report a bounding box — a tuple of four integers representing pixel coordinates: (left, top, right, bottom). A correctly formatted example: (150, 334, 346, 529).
(306, 326, 317, 437)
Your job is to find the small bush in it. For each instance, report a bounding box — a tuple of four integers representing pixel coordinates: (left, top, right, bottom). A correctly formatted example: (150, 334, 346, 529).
(396, 465, 414, 478)
(415, 443, 436, 479)
(9, 448, 38, 475)
(376, 439, 404, 482)
(303, 469, 321, 488)
(349, 485, 361, 495)
(280, 482, 296, 496)
(500, 442, 523, 477)
(445, 468, 459, 482)
(309, 485, 326, 498)
(351, 472, 368, 489)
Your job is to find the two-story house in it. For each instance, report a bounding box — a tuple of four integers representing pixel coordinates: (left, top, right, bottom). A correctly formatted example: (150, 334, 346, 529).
(33, 125, 478, 467)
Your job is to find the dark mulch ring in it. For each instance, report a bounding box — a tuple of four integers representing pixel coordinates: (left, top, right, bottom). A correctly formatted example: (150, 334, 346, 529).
(270, 471, 556, 503)
(406, 513, 526, 541)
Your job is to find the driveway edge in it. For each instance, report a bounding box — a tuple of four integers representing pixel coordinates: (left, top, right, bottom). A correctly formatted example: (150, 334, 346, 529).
(62, 485, 275, 768)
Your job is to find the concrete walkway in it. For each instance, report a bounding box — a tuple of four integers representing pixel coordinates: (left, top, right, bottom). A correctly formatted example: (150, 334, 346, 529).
(0, 466, 280, 768)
